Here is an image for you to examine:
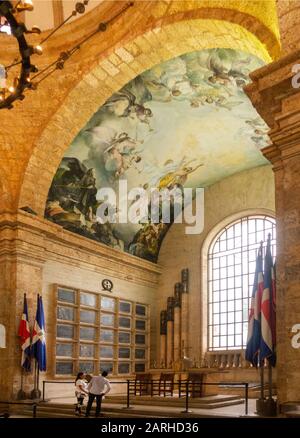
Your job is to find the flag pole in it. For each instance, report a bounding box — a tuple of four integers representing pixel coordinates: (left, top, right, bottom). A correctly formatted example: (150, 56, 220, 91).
(17, 368, 26, 400)
(268, 361, 272, 399)
(266, 360, 277, 415)
(31, 359, 40, 399)
(257, 242, 265, 415)
(260, 359, 264, 400)
(37, 365, 40, 398)
(264, 234, 277, 416)
(256, 354, 265, 415)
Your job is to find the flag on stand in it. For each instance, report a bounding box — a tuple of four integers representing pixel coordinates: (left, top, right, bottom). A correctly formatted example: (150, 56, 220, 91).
(31, 295, 46, 371)
(260, 234, 276, 367)
(18, 294, 31, 371)
(245, 243, 264, 366)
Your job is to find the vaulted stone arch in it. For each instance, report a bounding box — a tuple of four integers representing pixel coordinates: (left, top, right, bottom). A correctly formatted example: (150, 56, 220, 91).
(18, 9, 278, 216)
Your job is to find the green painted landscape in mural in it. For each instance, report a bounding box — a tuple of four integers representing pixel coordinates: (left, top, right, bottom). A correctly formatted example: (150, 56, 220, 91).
(45, 48, 268, 262)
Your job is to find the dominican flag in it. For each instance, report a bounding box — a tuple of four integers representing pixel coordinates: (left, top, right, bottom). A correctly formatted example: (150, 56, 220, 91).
(31, 295, 46, 371)
(260, 234, 276, 367)
(245, 243, 264, 367)
(18, 294, 31, 371)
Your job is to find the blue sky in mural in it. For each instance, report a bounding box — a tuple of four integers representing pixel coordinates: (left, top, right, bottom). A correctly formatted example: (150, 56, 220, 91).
(45, 48, 268, 262)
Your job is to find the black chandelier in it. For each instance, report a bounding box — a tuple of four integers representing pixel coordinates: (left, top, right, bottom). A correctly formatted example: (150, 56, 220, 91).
(0, 0, 134, 110)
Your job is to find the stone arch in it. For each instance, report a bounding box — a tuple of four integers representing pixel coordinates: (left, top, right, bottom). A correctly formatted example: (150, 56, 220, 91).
(18, 11, 278, 215)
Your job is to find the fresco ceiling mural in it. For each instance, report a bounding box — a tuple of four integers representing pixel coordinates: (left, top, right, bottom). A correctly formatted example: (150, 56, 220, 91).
(45, 48, 269, 263)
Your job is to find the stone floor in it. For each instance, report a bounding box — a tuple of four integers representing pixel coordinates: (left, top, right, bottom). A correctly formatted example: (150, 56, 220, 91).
(38, 395, 258, 418)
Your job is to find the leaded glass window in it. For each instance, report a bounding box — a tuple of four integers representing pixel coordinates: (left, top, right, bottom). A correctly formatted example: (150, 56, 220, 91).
(208, 215, 276, 351)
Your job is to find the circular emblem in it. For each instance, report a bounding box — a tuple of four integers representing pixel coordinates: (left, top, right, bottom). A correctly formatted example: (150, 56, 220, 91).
(102, 279, 113, 292)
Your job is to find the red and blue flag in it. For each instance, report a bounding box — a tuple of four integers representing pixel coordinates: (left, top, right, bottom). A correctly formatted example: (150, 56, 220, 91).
(245, 243, 264, 367)
(260, 234, 276, 367)
(18, 294, 31, 371)
(31, 295, 46, 371)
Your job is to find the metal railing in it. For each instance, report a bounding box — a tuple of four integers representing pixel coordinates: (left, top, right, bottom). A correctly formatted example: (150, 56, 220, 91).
(41, 379, 249, 416)
(0, 400, 38, 418)
(124, 380, 249, 415)
(42, 379, 125, 402)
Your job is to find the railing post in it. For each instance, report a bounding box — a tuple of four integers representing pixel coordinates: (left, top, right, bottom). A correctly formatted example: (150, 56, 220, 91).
(150, 380, 153, 397)
(33, 403, 37, 418)
(181, 380, 192, 413)
(127, 379, 130, 409)
(245, 382, 249, 415)
(122, 380, 133, 410)
(42, 381, 45, 402)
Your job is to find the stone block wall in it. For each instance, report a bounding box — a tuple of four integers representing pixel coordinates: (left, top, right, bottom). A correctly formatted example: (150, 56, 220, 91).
(157, 165, 275, 371)
(0, 211, 161, 399)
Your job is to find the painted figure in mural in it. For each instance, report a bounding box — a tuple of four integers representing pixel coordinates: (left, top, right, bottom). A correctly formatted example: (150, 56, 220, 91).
(105, 89, 153, 130)
(157, 162, 204, 190)
(46, 155, 125, 251)
(92, 221, 124, 251)
(129, 222, 168, 262)
(238, 117, 270, 149)
(47, 158, 98, 223)
(103, 132, 143, 179)
(145, 157, 203, 190)
(46, 158, 87, 217)
(78, 168, 98, 222)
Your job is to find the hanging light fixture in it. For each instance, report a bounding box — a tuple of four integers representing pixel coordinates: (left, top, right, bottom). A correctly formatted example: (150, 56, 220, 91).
(0, 0, 134, 110)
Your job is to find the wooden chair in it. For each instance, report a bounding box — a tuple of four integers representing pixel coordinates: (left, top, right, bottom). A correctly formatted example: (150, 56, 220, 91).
(134, 373, 151, 395)
(157, 373, 174, 397)
(179, 373, 204, 398)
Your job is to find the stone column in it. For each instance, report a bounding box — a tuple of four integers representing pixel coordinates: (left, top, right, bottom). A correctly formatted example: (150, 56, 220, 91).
(0, 212, 45, 399)
(245, 50, 300, 404)
(160, 310, 167, 368)
(173, 282, 182, 365)
(0, 254, 18, 400)
(277, 0, 300, 55)
(181, 268, 189, 358)
(166, 297, 175, 369)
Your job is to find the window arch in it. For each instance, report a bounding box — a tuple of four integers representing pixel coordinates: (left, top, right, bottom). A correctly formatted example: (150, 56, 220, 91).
(208, 215, 276, 351)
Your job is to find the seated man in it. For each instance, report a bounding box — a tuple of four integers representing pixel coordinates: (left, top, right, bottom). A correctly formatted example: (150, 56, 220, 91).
(85, 371, 111, 417)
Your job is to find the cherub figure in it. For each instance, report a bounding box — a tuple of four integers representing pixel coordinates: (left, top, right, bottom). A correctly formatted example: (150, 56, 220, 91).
(103, 132, 143, 179)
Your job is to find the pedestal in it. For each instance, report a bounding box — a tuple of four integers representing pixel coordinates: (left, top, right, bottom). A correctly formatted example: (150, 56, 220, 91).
(256, 398, 277, 417)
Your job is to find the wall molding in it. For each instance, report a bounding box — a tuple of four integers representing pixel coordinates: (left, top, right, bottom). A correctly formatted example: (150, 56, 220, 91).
(0, 211, 162, 287)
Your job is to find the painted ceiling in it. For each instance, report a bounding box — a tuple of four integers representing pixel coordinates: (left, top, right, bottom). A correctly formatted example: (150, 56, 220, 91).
(45, 48, 269, 263)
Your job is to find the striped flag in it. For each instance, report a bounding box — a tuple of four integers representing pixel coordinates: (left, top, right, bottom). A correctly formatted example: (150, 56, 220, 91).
(18, 294, 31, 371)
(260, 234, 276, 366)
(31, 295, 46, 371)
(245, 242, 264, 367)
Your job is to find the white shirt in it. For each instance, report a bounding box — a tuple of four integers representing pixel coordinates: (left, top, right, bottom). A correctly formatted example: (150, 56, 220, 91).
(88, 376, 111, 395)
(75, 379, 88, 396)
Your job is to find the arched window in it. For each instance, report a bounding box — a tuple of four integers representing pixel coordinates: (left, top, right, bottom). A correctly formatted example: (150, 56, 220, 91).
(208, 215, 276, 351)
